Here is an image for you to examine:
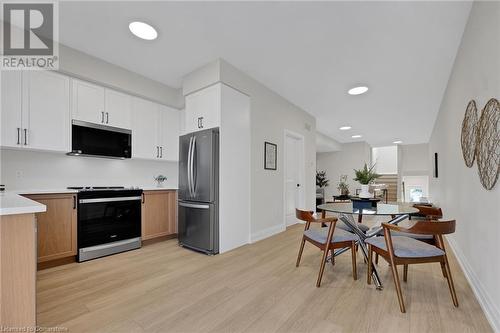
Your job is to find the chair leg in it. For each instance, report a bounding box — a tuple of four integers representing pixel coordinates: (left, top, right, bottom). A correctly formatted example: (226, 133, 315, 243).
(316, 247, 330, 287)
(440, 262, 448, 278)
(443, 256, 459, 307)
(330, 249, 335, 266)
(375, 253, 379, 265)
(296, 238, 306, 267)
(367, 245, 372, 285)
(389, 260, 406, 313)
(403, 264, 408, 282)
(351, 242, 357, 280)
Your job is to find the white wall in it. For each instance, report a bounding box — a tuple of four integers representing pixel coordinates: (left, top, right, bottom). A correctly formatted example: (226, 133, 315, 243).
(59, 44, 184, 108)
(316, 131, 342, 153)
(220, 60, 316, 241)
(183, 59, 317, 242)
(399, 143, 430, 176)
(0, 149, 178, 190)
(372, 146, 398, 174)
(396, 143, 430, 201)
(428, 2, 500, 331)
(316, 142, 372, 200)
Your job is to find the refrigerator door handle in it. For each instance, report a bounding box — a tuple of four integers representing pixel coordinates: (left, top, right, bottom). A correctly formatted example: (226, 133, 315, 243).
(187, 136, 193, 197)
(178, 202, 209, 209)
(191, 135, 197, 196)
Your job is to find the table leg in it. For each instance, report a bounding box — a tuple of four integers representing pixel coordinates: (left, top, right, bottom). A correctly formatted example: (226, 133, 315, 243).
(333, 213, 410, 290)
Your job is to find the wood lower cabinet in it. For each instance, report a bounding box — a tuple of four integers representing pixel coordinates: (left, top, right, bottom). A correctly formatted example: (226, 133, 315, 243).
(142, 190, 177, 240)
(24, 193, 77, 263)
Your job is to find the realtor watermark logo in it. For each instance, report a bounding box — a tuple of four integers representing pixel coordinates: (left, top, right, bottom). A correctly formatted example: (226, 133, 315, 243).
(1, 1, 59, 70)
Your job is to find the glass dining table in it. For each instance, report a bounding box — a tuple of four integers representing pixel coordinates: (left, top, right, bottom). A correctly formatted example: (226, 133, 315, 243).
(317, 202, 419, 290)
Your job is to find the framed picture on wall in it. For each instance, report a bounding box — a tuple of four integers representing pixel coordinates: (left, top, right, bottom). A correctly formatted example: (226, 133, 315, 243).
(264, 142, 277, 170)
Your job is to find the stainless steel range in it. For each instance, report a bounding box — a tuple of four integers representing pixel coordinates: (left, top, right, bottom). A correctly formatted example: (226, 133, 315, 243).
(68, 186, 143, 262)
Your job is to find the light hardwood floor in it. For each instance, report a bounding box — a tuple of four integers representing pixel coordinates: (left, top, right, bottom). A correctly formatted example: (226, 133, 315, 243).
(37, 220, 492, 332)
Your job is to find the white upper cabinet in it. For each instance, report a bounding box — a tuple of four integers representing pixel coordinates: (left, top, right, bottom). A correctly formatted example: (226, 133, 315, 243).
(24, 71, 70, 152)
(132, 97, 160, 160)
(1, 71, 23, 148)
(158, 105, 180, 161)
(72, 79, 131, 129)
(132, 97, 180, 161)
(72, 79, 105, 125)
(184, 83, 221, 133)
(0, 71, 70, 152)
(104, 89, 132, 129)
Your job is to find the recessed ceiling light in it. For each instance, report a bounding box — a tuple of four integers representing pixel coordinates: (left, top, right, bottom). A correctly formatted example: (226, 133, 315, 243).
(129, 21, 157, 40)
(348, 86, 369, 95)
(393, 140, 403, 144)
(351, 135, 362, 139)
(339, 126, 352, 131)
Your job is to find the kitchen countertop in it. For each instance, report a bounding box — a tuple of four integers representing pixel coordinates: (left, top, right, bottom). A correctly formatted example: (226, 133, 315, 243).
(141, 187, 178, 191)
(9, 187, 177, 195)
(0, 186, 178, 216)
(0, 192, 47, 216)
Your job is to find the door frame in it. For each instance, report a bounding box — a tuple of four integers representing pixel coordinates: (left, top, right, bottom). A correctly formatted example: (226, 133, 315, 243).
(283, 129, 306, 228)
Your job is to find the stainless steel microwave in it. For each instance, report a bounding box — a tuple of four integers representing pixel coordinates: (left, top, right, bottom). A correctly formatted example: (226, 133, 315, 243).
(68, 120, 131, 159)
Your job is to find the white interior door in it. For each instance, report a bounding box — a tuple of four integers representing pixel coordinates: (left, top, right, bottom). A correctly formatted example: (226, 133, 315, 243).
(285, 133, 305, 226)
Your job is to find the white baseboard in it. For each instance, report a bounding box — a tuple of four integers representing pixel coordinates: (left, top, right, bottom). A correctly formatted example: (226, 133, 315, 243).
(250, 224, 285, 243)
(447, 237, 500, 332)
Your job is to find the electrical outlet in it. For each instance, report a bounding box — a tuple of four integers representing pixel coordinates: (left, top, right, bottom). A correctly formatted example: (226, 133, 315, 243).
(15, 170, 23, 178)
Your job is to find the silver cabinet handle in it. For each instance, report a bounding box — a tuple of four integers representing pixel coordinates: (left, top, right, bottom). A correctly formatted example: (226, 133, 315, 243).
(178, 202, 209, 209)
(101, 111, 105, 123)
(106, 112, 109, 124)
(156, 146, 159, 158)
(23, 128, 28, 145)
(16, 127, 20, 144)
(160, 146, 163, 158)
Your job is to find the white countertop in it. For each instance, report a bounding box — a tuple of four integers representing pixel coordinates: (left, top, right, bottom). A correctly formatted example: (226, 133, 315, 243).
(15, 189, 79, 195)
(141, 187, 178, 191)
(9, 187, 177, 195)
(0, 192, 47, 216)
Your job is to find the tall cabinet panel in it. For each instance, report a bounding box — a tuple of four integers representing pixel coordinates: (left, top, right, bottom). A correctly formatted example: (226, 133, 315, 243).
(1, 71, 23, 148)
(24, 71, 70, 152)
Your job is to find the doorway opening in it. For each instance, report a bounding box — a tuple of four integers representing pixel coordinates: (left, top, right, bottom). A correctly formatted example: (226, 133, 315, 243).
(284, 130, 306, 227)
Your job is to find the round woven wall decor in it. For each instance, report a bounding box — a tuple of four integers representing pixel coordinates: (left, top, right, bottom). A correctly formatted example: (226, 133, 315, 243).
(476, 98, 499, 190)
(461, 100, 479, 167)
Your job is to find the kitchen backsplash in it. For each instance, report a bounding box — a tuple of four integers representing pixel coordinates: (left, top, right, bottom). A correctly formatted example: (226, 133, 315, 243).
(0, 149, 178, 190)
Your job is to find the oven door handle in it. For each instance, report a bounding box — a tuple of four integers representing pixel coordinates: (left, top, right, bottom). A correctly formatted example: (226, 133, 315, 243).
(79, 196, 142, 204)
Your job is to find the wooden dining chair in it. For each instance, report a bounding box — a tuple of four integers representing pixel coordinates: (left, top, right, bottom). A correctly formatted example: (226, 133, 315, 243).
(295, 209, 358, 287)
(366, 220, 458, 313)
(374, 205, 443, 265)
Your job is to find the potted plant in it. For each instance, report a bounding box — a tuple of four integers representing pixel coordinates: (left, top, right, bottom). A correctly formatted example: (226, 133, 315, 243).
(353, 163, 380, 198)
(154, 174, 167, 188)
(337, 175, 350, 196)
(316, 170, 329, 188)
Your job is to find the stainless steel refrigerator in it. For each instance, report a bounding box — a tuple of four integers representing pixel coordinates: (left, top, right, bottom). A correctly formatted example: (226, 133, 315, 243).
(178, 128, 219, 254)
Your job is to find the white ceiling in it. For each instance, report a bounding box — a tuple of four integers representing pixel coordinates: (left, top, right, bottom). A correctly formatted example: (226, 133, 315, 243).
(59, 1, 472, 146)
